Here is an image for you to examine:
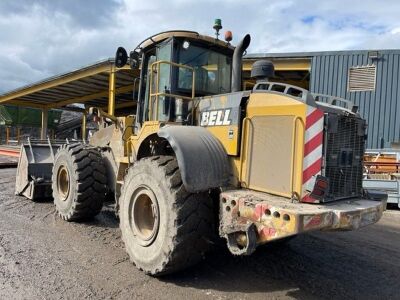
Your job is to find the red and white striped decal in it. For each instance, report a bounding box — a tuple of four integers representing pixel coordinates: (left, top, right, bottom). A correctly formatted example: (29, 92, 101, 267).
(301, 106, 324, 203)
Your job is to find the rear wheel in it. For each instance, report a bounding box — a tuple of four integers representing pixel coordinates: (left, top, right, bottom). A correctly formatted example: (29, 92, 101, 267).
(52, 143, 107, 221)
(119, 156, 214, 276)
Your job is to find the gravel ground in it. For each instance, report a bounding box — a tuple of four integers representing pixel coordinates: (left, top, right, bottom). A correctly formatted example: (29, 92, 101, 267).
(0, 167, 399, 300)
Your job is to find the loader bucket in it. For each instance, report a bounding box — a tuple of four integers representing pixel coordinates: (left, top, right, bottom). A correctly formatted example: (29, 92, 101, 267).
(15, 139, 66, 200)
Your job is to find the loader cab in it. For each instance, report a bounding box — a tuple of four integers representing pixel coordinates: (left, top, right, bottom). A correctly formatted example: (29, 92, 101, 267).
(135, 32, 233, 127)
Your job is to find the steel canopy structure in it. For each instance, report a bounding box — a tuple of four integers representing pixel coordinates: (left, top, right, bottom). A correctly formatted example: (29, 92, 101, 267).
(0, 59, 138, 139)
(0, 57, 309, 108)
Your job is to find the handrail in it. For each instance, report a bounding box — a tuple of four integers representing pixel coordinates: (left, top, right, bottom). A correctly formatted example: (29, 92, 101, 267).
(312, 93, 355, 111)
(148, 60, 196, 121)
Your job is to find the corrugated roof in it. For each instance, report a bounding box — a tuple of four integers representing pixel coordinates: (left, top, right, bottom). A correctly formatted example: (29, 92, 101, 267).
(246, 49, 400, 59)
(0, 58, 138, 111)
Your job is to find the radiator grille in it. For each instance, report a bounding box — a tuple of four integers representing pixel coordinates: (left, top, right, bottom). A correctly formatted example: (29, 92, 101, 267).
(246, 115, 294, 197)
(325, 115, 365, 200)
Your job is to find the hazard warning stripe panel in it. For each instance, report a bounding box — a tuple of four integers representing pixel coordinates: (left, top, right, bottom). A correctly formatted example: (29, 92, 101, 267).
(302, 106, 324, 202)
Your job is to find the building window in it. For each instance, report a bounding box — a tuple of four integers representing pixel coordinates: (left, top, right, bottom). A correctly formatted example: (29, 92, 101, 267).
(348, 65, 376, 92)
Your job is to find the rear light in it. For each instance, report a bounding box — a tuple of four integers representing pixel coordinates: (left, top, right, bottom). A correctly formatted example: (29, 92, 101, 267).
(312, 189, 325, 197)
(310, 176, 329, 199)
(316, 179, 328, 189)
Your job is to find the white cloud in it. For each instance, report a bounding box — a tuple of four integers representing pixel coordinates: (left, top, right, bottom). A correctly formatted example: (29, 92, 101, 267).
(391, 27, 400, 35)
(1, 0, 400, 92)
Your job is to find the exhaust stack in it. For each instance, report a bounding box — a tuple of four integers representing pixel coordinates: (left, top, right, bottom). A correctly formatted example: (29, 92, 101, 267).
(231, 34, 251, 92)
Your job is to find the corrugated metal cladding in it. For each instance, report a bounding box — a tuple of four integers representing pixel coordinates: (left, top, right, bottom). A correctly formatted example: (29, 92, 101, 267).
(310, 50, 400, 149)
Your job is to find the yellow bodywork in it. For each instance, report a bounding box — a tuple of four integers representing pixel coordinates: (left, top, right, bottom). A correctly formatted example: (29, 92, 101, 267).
(206, 126, 240, 155)
(197, 94, 241, 156)
(118, 91, 308, 203)
(204, 92, 308, 199)
(128, 121, 163, 157)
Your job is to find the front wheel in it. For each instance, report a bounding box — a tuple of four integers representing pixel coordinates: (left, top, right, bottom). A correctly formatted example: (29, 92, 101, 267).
(119, 156, 214, 276)
(52, 143, 107, 221)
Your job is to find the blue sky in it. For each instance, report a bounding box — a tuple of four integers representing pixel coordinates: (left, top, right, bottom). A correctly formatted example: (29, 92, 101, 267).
(1, 0, 400, 93)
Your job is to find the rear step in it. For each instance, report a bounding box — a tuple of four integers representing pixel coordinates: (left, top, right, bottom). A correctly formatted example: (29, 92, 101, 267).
(219, 189, 386, 255)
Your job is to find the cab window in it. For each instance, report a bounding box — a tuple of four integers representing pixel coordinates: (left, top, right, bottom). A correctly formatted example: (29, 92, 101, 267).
(177, 41, 232, 95)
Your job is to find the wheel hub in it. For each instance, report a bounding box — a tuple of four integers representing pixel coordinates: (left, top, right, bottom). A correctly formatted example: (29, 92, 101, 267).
(57, 165, 70, 201)
(130, 186, 160, 246)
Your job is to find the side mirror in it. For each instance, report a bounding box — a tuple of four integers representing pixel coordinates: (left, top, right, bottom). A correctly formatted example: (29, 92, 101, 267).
(129, 51, 140, 69)
(115, 47, 128, 68)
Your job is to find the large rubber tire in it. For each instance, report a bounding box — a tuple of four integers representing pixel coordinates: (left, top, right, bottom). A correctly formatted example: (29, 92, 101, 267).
(52, 143, 107, 221)
(119, 156, 214, 276)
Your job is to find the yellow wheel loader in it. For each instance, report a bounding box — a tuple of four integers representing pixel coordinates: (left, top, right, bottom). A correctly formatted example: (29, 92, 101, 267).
(16, 30, 387, 276)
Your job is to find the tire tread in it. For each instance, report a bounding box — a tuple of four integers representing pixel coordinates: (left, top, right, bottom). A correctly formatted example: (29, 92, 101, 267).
(120, 155, 214, 276)
(52, 143, 107, 221)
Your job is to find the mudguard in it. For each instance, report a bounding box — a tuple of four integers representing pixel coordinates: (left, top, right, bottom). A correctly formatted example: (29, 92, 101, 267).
(158, 126, 231, 193)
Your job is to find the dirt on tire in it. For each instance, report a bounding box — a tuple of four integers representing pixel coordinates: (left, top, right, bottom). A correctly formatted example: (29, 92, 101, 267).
(119, 156, 214, 276)
(52, 143, 107, 221)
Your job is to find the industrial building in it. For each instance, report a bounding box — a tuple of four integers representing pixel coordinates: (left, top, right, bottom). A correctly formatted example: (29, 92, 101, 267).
(0, 105, 61, 144)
